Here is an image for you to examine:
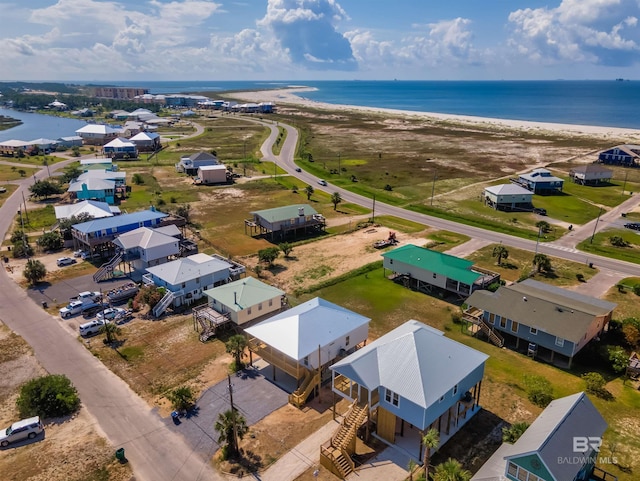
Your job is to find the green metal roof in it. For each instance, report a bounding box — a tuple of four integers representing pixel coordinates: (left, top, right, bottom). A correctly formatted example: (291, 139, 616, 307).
(203, 277, 285, 312)
(382, 244, 481, 285)
(251, 204, 318, 223)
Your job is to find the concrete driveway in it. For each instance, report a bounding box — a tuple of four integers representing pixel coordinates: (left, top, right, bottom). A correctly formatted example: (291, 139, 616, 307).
(165, 367, 288, 461)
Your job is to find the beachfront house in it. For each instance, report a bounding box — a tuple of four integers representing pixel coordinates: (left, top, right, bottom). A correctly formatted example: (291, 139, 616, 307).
(203, 277, 285, 326)
(113, 226, 180, 271)
(0, 139, 30, 156)
(103, 137, 138, 159)
(176, 151, 218, 175)
(570, 164, 613, 185)
(463, 279, 616, 367)
(483, 184, 533, 212)
(471, 392, 615, 481)
(517, 168, 564, 194)
(245, 204, 326, 240)
(57, 136, 83, 148)
(598, 145, 640, 167)
(143, 253, 237, 317)
(246, 297, 370, 408)
(75, 124, 119, 145)
(381, 244, 500, 297)
(327, 320, 488, 474)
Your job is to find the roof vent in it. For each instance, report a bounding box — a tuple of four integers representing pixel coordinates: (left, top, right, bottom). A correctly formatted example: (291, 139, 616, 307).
(523, 296, 527, 302)
(298, 207, 304, 216)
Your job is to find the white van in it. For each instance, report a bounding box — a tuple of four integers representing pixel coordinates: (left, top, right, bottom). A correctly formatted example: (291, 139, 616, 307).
(0, 416, 44, 447)
(78, 319, 106, 336)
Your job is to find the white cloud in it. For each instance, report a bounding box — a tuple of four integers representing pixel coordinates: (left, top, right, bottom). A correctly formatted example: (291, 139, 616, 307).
(508, 0, 640, 66)
(258, 0, 357, 70)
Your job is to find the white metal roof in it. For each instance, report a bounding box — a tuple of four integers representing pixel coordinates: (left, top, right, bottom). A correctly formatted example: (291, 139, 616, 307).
(113, 227, 178, 250)
(145, 253, 232, 285)
(76, 124, 118, 135)
(203, 277, 285, 313)
(68, 178, 115, 192)
(0, 139, 30, 147)
(245, 298, 370, 362)
(199, 164, 226, 171)
(104, 137, 136, 148)
(54, 200, 116, 220)
(484, 184, 533, 196)
(331, 320, 488, 409)
(78, 170, 126, 182)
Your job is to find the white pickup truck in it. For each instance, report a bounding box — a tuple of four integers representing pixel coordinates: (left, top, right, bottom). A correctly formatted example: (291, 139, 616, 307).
(59, 299, 102, 319)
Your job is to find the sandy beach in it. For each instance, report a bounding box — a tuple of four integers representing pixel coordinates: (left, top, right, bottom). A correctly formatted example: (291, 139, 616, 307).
(228, 87, 640, 139)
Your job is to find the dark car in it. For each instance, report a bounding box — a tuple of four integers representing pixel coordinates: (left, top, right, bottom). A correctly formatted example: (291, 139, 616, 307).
(295, 167, 302, 172)
(624, 222, 640, 231)
(533, 208, 547, 216)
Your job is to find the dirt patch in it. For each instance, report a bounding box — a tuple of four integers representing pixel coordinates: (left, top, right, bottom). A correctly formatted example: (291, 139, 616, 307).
(240, 225, 431, 294)
(0, 322, 132, 481)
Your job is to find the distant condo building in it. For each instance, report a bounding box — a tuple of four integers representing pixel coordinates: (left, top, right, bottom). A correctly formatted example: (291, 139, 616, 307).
(92, 87, 150, 100)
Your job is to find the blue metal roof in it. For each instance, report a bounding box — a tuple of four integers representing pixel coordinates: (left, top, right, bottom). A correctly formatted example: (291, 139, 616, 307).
(73, 209, 167, 233)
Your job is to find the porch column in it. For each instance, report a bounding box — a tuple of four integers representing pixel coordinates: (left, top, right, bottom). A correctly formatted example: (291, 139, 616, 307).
(476, 381, 482, 407)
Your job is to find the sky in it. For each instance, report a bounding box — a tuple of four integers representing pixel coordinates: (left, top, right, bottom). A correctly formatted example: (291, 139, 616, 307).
(1, 0, 640, 82)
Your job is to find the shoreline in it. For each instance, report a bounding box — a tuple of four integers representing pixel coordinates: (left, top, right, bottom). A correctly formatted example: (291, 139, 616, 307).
(227, 87, 640, 139)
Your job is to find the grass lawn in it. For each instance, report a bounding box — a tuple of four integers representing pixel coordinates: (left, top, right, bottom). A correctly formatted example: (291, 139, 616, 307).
(0, 163, 39, 181)
(577, 228, 640, 264)
(466, 244, 598, 285)
(532, 191, 605, 225)
(296, 265, 640, 480)
(20, 203, 57, 231)
(603, 277, 640, 320)
(560, 177, 630, 208)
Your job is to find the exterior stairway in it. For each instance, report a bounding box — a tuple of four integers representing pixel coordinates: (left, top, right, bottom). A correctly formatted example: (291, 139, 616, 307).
(93, 252, 123, 282)
(320, 401, 368, 479)
(463, 307, 504, 347)
(152, 290, 175, 318)
(289, 368, 320, 408)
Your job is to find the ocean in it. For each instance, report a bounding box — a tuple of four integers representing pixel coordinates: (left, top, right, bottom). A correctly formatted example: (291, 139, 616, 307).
(102, 79, 640, 130)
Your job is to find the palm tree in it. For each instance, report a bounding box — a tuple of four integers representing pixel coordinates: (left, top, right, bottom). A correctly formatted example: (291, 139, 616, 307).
(331, 191, 342, 210)
(304, 185, 314, 200)
(492, 245, 509, 266)
(100, 322, 121, 345)
(214, 408, 248, 458)
(422, 428, 440, 480)
(533, 253, 552, 273)
(432, 458, 472, 481)
(225, 334, 247, 371)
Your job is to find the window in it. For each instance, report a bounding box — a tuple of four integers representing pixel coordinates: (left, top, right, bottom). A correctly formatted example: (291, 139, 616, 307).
(555, 337, 565, 347)
(517, 469, 528, 481)
(433, 273, 437, 279)
(453, 384, 458, 396)
(385, 389, 399, 407)
(507, 463, 518, 476)
(196, 277, 200, 284)
(345, 335, 350, 346)
(511, 321, 519, 333)
(269, 299, 273, 307)
(439, 395, 445, 402)
(182, 282, 186, 288)
(258, 303, 262, 311)
(303, 356, 309, 365)
(247, 307, 252, 315)
(488, 313, 495, 325)
(389, 259, 393, 264)
(499, 317, 507, 329)
(530, 327, 537, 335)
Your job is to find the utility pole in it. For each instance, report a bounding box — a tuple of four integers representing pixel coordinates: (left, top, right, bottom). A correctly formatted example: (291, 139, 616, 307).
(622, 171, 628, 195)
(430, 171, 437, 206)
(372, 194, 376, 223)
(227, 375, 238, 455)
(21, 191, 29, 225)
(590, 207, 604, 244)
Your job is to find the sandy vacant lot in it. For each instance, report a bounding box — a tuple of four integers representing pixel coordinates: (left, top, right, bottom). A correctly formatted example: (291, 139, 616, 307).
(240, 224, 432, 293)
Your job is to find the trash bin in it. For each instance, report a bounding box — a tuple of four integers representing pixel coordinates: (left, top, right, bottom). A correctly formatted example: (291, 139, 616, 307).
(115, 448, 126, 462)
(41, 301, 48, 309)
(3, 256, 7, 263)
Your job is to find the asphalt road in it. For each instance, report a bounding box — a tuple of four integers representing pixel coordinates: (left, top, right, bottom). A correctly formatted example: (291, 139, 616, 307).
(0, 156, 222, 481)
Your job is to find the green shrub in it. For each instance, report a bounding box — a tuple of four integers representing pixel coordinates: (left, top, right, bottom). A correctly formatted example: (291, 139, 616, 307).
(524, 374, 554, 407)
(167, 386, 196, 412)
(17, 374, 80, 418)
(582, 372, 607, 396)
(606, 346, 628, 373)
(502, 422, 530, 443)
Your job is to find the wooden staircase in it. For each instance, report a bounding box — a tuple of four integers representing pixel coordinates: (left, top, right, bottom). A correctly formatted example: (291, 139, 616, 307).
(320, 401, 368, 479)
(289, 368, 320, 408)
(463, 308, 504, 347)
(93, 252, 123, 282)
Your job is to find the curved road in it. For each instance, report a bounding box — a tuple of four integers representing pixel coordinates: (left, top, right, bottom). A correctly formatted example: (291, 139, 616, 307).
(0, 117, 637, 481)
(255, 116, 640, 277)
(0, 157, 221, 480)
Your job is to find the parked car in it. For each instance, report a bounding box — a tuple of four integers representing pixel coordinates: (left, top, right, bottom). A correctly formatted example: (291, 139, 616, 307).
(0, 187, 7, 194)
(78, 319, 107, 336)
(533, 208, 547, 216)
(73, 249, 85, 258)
(624, 222, 640, 231)
(81, 303, 109, 318)
(96, 307, 128, 322)
(81, 251, 102, 261)
(318, 179, 328, 186)
(56, 257, 77, 267)
(0, 416, 43, 447)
